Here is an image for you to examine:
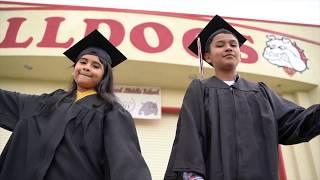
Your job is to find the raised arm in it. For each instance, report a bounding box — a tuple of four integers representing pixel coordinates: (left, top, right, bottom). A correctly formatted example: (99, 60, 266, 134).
(0, 89, 41, 131)
(259, 83, 320, 145)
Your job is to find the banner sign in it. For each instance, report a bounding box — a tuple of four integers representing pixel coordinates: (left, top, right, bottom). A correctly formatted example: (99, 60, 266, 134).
(115, 85, 161, 120)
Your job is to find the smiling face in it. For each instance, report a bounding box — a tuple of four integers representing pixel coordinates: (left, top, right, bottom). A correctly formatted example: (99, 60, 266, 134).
(205, 33, 241, 72)
(72, 54, 105, 92)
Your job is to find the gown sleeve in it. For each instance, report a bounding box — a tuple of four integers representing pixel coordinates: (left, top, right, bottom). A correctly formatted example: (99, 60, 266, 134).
(0, 89, 64, 131)
(259, 83, 320, 145)
(0, 89, 41, 131)
(164, 79, 207, 180)
(103, 104, 152, 180)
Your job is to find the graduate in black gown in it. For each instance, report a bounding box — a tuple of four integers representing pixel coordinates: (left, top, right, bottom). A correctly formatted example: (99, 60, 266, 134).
(0, 30, 152, 180)
(164, 15, 320, 180)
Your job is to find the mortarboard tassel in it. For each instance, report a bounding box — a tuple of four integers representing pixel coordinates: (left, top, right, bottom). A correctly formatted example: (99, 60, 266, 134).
(197, 37, 204, 79)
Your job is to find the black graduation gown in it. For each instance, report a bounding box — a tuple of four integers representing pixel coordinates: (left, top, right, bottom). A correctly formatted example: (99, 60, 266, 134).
(0, 89, 151, 180)
(164, 76, 320, 180)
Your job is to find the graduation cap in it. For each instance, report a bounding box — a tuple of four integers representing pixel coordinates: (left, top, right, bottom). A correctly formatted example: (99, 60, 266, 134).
(188, 15, 247, 77)
(64, 30, 127, 68)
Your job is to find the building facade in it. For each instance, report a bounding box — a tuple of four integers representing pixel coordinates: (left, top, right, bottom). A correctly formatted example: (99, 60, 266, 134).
(0, 1, 319, 179)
